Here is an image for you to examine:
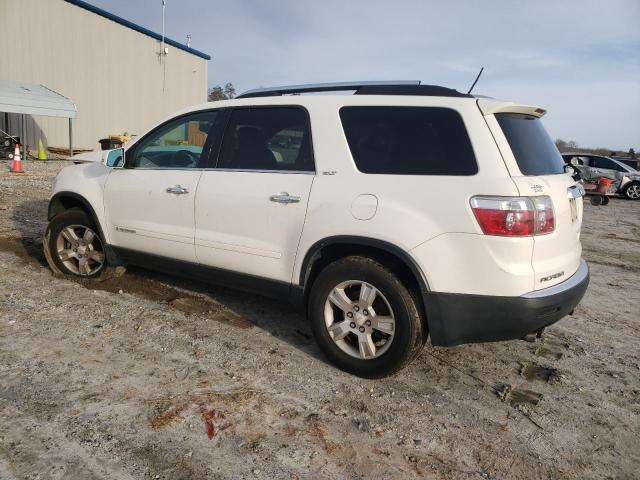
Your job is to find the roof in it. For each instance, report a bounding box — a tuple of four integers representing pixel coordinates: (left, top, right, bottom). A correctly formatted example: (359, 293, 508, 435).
(238, 81, 472, 99)
(65, 0, 211, 60)
(0, 80, 77, 118)
(561, 152, 603, 157)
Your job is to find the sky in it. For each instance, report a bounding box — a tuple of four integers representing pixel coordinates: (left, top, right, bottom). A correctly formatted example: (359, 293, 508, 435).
(90, 0, 640, 150)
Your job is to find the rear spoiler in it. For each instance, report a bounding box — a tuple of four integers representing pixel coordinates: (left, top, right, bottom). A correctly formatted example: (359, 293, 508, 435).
(477, 99, 547, 118)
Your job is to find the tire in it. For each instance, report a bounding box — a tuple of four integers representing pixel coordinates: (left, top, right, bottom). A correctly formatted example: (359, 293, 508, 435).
(308, 256, 425, 378)
(622, 182, 640, 200)
(44, 208, 111, 278)
(601, 196, 610, 205)
(589, 195, 603, 206)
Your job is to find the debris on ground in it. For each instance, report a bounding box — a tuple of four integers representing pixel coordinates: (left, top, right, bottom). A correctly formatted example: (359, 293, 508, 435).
(0, 161, 638, 478)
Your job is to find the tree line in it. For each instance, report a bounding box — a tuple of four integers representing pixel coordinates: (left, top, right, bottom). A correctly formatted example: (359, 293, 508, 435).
(208, 83, 236, 101)
(555, 139, 636, 159)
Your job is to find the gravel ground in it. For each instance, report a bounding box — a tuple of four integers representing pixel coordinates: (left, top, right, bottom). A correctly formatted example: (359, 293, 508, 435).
(0, 159, 639, 479)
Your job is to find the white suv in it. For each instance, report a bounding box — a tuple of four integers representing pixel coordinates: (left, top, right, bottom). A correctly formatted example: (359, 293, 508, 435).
(44, 81, 589, 377)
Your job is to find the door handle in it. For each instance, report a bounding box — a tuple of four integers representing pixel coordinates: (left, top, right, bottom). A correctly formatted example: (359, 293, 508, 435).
(166, 185, 188, 195)
(270, 192, 300, 204)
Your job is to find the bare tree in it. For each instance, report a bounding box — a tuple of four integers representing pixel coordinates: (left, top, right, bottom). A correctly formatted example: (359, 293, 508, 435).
(208, 82, 236, 101)
(555, 139, 567, 151)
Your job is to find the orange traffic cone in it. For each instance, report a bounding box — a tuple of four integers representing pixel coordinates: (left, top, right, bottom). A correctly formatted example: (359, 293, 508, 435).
(10, 144, 24, 173)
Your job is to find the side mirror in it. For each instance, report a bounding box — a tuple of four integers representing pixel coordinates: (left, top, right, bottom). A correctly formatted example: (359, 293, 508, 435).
(104, 148, 125, 168)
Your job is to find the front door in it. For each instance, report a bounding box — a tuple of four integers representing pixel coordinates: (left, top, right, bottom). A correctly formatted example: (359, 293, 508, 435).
(194, 107, 315, 282)
(104, 110, 218, 262)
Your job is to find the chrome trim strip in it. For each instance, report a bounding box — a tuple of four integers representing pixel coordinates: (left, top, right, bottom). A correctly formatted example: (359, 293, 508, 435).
(118, 167, 315, 174)
(203, 168, 315, 175)
(521, 259, 589, 299)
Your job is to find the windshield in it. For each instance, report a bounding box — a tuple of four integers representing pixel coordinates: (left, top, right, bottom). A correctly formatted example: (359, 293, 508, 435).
(496, 113, 565, 175)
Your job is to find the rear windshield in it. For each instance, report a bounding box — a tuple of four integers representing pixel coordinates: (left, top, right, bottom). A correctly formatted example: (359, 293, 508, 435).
(340, 106, 477, 175)
(496, 113, 565, 176)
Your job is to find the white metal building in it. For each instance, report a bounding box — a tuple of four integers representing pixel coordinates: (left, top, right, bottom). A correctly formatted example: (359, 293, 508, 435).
(0, 0, 209, 151)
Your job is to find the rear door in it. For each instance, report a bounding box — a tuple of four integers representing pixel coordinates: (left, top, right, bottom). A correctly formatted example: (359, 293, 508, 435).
(194, 106, 315, 282)
(481, 103, 583, 290)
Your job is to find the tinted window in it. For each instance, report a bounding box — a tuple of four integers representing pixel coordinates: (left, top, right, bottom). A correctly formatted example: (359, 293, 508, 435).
(339, 107, 477, 175)
(128, 111, 217, 169)
(496, 113, 564, 175)
(592, 157, 625, 171)
(217, 108, 314, 171)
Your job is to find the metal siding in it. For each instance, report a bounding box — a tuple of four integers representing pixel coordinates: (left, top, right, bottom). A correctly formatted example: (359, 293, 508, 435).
(0, 0, 208, 150)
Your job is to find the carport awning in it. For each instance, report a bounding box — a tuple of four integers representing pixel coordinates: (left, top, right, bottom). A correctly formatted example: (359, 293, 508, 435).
(0, 80, 77, 118)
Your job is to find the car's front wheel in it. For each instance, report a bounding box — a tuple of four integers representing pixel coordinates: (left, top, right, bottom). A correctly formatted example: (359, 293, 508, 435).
(44, 209, 107, 278)
(308, 256, 425, 378)
(622, 181, 640, 200)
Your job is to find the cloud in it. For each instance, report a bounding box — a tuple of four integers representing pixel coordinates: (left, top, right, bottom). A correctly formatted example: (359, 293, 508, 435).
(91, 0, 640, 149)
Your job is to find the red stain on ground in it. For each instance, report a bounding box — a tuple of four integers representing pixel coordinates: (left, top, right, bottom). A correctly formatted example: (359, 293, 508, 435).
(199, 405, 232, 439)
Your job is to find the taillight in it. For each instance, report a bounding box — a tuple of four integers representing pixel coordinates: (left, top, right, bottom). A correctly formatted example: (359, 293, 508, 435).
(470, 196, 555, 236)
(531, 196, 554, 234)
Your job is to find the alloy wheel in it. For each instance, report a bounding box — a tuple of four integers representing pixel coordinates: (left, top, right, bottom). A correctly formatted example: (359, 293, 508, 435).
(55, 225, 105, 276)
(324, 280, 395, 360)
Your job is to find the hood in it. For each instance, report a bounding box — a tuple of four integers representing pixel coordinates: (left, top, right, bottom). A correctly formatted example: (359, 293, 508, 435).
(71, 150, 102, 163)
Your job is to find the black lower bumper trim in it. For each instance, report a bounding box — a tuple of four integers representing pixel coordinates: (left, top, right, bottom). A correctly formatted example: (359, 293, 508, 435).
(424, 261, 590, 347)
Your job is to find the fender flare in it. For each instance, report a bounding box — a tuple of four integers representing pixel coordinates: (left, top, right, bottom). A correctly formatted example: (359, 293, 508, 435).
(298, 235, 430, 293)
(48, 191, 106, 242)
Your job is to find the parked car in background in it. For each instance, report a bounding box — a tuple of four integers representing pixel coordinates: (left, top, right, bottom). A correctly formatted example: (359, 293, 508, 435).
(44, 81, 590, 377)
(562, 153, 640, 200)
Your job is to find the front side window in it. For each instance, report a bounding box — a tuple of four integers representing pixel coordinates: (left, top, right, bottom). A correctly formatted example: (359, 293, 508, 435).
(217, 108, 314, 172)
(339, 106, 477, 175)
(564, 155, 589, 166)
(127, 111, 217, 169)
(495, 113, 564, 176)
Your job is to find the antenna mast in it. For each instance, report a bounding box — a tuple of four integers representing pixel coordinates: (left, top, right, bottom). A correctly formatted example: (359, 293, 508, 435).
(467, 67, 484, 94)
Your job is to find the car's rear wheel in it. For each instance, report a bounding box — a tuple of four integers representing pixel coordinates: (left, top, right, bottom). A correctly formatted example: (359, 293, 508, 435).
(308, 256, 424, 378)
(44, 209, 107, 278)
(622, 182, 640, 200)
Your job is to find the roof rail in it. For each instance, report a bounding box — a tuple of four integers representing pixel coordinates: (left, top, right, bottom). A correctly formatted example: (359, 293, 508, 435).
(237, 80, 422, 98)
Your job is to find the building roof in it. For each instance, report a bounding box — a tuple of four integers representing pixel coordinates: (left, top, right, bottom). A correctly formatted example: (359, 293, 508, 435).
(65, 0, 211, 60)
(0, 80, 77, 118)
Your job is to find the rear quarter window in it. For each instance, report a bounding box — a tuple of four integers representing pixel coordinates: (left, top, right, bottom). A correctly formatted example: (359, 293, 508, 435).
(496, 113, 564, 176)
(339, 106, 477, 175)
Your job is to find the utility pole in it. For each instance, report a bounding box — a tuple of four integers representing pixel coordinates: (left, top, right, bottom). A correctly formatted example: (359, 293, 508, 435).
(161, 0, 167, 92)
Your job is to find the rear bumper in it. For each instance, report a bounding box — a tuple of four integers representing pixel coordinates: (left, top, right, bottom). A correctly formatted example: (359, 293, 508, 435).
(424, 259, 589, 347)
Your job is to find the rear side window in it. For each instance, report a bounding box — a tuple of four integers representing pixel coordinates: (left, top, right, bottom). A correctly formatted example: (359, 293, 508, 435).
(496, 113, 564, 175)
(217, 107, 314, 172)
(592, 156, 626, 172)
(339, 107, 477, 175)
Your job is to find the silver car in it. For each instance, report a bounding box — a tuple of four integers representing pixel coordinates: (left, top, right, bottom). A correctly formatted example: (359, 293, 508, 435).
(562, 153, 640, 200)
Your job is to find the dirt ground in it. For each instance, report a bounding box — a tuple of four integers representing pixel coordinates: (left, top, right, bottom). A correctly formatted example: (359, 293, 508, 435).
(0, 160, 638, 480)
